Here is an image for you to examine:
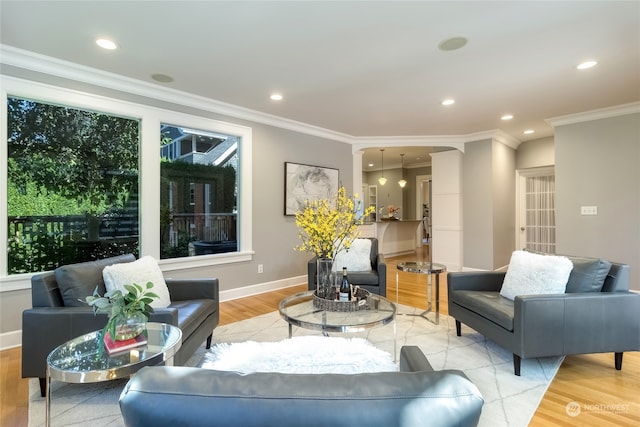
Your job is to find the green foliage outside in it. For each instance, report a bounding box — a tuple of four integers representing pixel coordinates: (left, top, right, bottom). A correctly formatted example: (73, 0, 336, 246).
(7, 97, 140, 274)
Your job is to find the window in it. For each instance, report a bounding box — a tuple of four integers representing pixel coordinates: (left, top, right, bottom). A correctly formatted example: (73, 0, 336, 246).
(159, 125, 238, 259)
(6, 96, 140, 274)
(1, 76, 252, 290)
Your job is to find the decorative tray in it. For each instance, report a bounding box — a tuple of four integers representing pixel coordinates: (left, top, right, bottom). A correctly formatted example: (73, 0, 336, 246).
(312, 287, 371, 312)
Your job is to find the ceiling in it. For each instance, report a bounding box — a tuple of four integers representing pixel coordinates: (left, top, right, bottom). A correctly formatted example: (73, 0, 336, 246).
(1, 1, 639, 169)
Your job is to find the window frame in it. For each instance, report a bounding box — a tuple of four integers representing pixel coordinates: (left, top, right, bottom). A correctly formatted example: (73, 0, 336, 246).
(0, 75, 253, 291)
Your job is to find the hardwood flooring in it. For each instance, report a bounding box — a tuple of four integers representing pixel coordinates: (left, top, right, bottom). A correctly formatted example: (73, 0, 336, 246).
(2, 248, 638, 426)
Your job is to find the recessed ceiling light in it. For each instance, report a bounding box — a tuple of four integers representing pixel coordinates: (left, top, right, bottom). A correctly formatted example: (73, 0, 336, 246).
(95, 38, 117, 50)
(501, 114, 514, 121)
(438, 36, 468, 52)
(441, 98, 455, 106)
(151, 74, 174, 83)
(270, 94, 283, 101)
(577, 60, 597, 70)
(523, 129, 535, 135)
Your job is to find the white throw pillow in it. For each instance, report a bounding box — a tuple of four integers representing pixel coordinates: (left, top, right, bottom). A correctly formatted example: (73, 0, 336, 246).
(102, 256, 171, 308)
(332, 238, 372, 272)
(500, 250, 573, 300)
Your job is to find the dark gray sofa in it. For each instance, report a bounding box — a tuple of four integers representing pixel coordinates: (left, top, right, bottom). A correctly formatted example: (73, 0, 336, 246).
(22, 254, 219, 396)
(448, 255, 640, 376)
(119, 346, 484, 427)
(307, 237, 387, 296)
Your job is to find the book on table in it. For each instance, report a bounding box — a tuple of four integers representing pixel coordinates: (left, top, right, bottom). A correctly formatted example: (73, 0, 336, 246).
(103, 332, 148, 355)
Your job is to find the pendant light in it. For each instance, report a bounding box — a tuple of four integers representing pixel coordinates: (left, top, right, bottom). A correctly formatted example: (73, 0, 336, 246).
(398, 153, 407, 188)
(378, 149, 387, 185)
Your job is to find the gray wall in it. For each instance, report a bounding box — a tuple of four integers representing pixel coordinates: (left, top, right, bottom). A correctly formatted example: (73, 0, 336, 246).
(555, 112, 640, 290)
(462, 139, 516, 270)
(463, 140, 494, 269)
(491, 141, 516, 268)
(516, 136, 554, 169)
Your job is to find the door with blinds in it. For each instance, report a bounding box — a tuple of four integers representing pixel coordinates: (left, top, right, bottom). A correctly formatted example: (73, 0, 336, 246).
(517, 167, 556, 253)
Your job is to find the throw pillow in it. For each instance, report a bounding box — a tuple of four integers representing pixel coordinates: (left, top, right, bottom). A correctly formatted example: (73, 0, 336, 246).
(55, 260, 109, 307)
(564, 257, 612, 293)
(500, 250, 573, 300)
(102, 256, 171, 308)
(332, 238, 372, 272)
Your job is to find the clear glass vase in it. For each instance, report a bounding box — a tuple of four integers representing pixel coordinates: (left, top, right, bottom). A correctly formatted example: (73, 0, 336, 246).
(113, 312, 146, 341)
(316, 258, 335, 300)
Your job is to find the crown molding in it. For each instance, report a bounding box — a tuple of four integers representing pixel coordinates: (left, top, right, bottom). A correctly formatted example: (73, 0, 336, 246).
(2, 45, 522, 148)
(547, 101, 640, 128)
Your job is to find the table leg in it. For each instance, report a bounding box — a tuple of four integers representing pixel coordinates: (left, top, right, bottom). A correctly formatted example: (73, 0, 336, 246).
(288, 323, 293, 339)
(45, 365, 51, 427)
(435, 273, 440, 325)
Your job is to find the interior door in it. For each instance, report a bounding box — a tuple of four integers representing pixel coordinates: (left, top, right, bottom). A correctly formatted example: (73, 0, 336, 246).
(517, 167, 556, 253)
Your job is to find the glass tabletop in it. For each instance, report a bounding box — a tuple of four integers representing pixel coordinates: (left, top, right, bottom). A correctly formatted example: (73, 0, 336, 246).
(397, 261, 447, 274)
(278, 291, 396, 333)
(46, 322, 182, 383)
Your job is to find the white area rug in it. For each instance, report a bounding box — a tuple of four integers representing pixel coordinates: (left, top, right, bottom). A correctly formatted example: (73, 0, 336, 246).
(29, 305, 563, 427)
(201, 336, 398, 374)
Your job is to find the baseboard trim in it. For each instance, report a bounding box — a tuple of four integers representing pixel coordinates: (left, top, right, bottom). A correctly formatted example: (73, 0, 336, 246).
(220, 275, 307, 302)
(0, 330, 22, 351)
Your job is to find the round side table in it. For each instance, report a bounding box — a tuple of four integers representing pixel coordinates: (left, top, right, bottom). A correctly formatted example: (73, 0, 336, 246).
(396, 261, 446, 324)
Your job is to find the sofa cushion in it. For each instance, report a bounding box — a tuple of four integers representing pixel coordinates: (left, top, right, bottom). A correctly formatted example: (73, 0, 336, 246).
(565, 257, 612, 293)
(452, 290, 515, 331)
(103, 256, 171, 308)
(54, 254, 136, 307)
(500, 250, 572, 300)
(169, 299, 217, 340)
(333, 238, 372, 272)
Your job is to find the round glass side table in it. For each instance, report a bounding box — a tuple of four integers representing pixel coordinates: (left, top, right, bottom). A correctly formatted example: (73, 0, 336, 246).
(45, 322, 182, 427)
(396, 261, 446, 324)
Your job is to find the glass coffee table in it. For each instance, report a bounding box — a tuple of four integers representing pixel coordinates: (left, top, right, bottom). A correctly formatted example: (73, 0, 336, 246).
(45, 322, 182, 427)
(279, 290, 397, 357)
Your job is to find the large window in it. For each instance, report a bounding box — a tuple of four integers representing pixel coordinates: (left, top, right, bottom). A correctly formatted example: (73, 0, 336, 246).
(1, 76, 252, 290)
(6, 96, 140, 274)
(160, 125, 238, 259)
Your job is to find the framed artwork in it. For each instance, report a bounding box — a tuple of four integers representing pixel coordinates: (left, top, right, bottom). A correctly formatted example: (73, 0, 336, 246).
(284, 162, 339, 215)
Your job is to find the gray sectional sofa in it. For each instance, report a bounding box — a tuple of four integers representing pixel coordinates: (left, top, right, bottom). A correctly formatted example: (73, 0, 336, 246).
(119, 346, 484, 427)
(448, 254, 640, 375)
(22, 254, 219, 395)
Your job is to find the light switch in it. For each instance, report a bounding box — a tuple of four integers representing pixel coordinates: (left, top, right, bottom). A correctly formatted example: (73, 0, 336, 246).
(581, 206, 598, 215)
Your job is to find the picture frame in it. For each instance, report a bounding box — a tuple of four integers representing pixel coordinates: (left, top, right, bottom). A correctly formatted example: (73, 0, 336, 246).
(284, 162, 339, 216)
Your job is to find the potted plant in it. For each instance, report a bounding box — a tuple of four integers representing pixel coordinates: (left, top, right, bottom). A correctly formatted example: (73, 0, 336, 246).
(85, 282, 158, 341)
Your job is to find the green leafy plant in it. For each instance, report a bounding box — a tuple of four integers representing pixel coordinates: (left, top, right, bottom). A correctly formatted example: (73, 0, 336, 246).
(85, 282, 158, 342)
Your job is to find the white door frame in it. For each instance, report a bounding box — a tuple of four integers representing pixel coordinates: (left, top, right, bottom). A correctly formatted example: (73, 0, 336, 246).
(515, 166, 555, 250)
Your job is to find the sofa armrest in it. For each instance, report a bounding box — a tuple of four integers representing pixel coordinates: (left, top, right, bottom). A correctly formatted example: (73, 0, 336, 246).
(165, 278, 218, 301)
(376, 253, 387, 290)
(399, 345, 433, 372)
(448, 271, 505, 292)
(514, 292, 640, 357)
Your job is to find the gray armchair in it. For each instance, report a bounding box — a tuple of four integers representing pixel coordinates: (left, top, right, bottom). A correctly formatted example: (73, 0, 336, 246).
(448, 256, 640, 376)
(307, 238, 387, 296)
(22, 254, 219, 396)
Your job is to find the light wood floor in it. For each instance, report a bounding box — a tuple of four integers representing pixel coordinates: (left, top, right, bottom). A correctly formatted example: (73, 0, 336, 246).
(2, 249, 638, 426)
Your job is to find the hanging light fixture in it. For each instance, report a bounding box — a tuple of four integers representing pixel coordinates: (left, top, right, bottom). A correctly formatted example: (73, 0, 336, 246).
(378, 149, 387, 185)
(398, 153, 407, 188)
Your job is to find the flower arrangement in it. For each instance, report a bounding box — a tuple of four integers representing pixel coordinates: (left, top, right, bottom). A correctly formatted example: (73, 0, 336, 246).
(294, 186, 375, 259)
(85, 282, 158, 341)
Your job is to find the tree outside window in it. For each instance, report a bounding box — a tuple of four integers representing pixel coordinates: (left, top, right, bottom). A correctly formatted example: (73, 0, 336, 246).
(159, 125, 238, 259)
(6, 97, 140, 274)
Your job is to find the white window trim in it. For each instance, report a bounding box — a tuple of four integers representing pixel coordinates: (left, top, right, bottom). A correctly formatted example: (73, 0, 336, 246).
(0, 75, 253, 291)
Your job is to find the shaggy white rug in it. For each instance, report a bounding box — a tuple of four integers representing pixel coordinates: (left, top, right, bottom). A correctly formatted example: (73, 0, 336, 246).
(201, 336, 398, 374)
